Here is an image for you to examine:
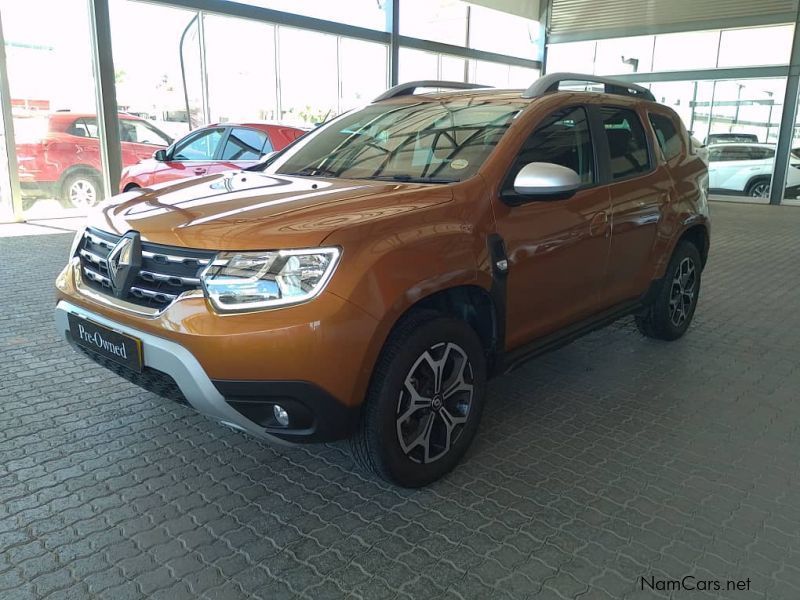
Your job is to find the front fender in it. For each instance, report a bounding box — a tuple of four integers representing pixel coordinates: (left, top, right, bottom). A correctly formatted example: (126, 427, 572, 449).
(320, 178, 496, 404)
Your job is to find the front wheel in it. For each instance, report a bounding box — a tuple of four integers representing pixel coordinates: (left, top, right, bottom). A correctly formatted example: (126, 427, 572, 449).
(60, 171, 103, 209)
(351, 311, 487, 487)
(636, 241, 702, 341)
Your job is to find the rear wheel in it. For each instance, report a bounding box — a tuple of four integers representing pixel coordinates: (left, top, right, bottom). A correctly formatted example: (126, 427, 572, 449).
(60, 171, 103, 209)
(745, 177, 771, 198)
(351, 311, 487, 487)
(636, 241, 702, 341)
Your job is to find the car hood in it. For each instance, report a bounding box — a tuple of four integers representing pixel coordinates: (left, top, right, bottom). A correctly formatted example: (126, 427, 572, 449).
(88, 170, 453, 250)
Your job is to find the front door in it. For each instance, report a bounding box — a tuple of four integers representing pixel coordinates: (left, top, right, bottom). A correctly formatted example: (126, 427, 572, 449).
(150, 127, 227, 186)
(492, 105, 612, 349)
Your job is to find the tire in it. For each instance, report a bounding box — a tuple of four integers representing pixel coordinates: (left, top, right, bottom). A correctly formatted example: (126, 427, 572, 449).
(745, 177, 771, 198)
(350, 310, 487, 487)
(636, 240, 702, 341)
(60, 171, 103, 209)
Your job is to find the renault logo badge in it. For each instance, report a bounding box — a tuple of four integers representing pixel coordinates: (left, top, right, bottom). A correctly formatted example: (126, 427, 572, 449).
(108, 231, 142, 298)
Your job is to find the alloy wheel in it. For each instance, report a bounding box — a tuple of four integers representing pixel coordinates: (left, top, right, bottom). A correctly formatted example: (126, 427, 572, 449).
(396, 342, 474, 464)
(750, 182, 770, 198)
(69, 179, 98, 209)
(669, 257, 697, 327)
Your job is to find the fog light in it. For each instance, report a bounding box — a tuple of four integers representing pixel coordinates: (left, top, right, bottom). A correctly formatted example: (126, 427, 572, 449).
(273, 404, 290, 427)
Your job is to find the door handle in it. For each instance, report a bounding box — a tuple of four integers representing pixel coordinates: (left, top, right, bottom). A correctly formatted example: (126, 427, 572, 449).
(193, 167, 207, 175)
(589, 211, 609, 237)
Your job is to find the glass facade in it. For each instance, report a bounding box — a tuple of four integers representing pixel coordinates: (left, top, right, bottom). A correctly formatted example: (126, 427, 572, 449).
(0, 85, 11, 221)
(3, 0, 108, 219)
(548, 24, 796, 76)
(547, 22, 800, 204)
(0, 0, 537, 221)
(398, 48, 539, 89)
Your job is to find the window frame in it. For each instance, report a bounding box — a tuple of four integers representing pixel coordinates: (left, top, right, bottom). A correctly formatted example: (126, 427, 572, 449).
(168, 127, 228, 162)
(593, 104, 656, 183)
(500, 103, 601, 204)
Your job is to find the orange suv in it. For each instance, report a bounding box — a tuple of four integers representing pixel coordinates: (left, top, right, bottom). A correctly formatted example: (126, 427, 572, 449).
(55, 74, 710, 487)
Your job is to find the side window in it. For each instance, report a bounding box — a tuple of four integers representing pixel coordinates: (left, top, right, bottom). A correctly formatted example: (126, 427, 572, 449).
(221, 127, 272, 160)
(120, 120, 172, 146)
(748, 147, 775, 160)
(719, 146, 752, 162)
(509, 106, 595, 187)
(648, 113, 683, 161)
(68, 118, 99, 138)
(600, 107, 651, 179)
(172, 128, 225, 161)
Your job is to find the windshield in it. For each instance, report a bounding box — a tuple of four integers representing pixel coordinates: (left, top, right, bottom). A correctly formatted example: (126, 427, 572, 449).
(265, 99, 524, 183)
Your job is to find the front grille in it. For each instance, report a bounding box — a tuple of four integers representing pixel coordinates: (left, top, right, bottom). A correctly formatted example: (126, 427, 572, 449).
(77, 228, 216, 310)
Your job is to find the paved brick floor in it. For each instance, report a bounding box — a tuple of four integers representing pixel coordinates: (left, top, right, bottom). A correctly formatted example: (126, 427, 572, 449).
(2, 202, 800, 600)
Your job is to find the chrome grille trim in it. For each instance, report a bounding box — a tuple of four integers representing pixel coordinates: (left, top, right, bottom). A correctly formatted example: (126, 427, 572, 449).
(76, 228, 214, 312)
(79, 248, 107, 266)
(85, 232, 115, 249)
(83, 266, 111, 287)
(139, 270, 201, 286)
(142, 250, 211, 266)
(130, 287, 178, 303)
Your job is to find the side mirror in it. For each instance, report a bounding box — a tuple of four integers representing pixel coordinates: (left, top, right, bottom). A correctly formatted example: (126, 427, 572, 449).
(153, 149, 168, 161)
(512, 162, 581, 199)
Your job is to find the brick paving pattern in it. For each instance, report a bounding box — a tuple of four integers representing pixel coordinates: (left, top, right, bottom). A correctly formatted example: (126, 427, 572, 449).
(1, 202, 799, 599)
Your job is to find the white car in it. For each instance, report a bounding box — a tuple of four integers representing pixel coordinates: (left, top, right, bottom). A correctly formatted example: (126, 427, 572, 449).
(708, 143, 800, 198)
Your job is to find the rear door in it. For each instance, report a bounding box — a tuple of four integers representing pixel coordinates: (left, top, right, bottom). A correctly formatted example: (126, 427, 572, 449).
(213, 127, 273, 173)
(491, 105, 612, 348)
(596, 104, 671, 305)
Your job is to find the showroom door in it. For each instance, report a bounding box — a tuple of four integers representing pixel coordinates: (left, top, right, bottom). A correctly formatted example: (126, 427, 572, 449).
(492, 105, 612, 349)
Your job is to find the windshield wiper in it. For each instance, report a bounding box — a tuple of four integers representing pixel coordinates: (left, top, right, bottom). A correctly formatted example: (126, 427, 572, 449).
(359, 175, 456, 184)
(284, 166, 338, 177)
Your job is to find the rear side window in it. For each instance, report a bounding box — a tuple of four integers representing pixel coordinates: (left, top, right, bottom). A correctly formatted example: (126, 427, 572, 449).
(509, 106, 595, 186)
(748, 147, 775, 160)
(221, 128, 272, 160)
(601, 107, 651, 179)
(68, 118, 99, 138)
(649, 113, 683, 161)
(709, 146, 755, 162)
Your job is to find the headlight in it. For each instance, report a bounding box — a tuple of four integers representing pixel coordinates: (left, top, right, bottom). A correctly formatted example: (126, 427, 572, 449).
(200, 247, 340, 313)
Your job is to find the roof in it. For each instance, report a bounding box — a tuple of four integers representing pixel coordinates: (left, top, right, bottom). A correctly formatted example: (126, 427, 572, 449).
(707, 142, 774, 149)
(373, 74, 656, 105)
(204, 121, 305, 131)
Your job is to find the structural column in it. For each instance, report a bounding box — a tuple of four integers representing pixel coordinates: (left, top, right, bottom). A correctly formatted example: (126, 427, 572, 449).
(0, 9, 23, 221)
(88, 0, 122, 198)
(769, 1, 800, 206)
(387, 0, 400, 86)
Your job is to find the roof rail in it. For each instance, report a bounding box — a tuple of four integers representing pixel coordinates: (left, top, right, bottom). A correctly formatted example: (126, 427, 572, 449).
(373, 80, 492, 102)
(522, 72, 655, 102)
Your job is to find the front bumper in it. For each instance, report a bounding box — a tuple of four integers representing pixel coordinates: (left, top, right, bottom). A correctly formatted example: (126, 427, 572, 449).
(55, 299, 361, 443)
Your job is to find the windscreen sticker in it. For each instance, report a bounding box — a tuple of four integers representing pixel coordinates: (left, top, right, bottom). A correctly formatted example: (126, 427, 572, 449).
(450, 159, 469, 170)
